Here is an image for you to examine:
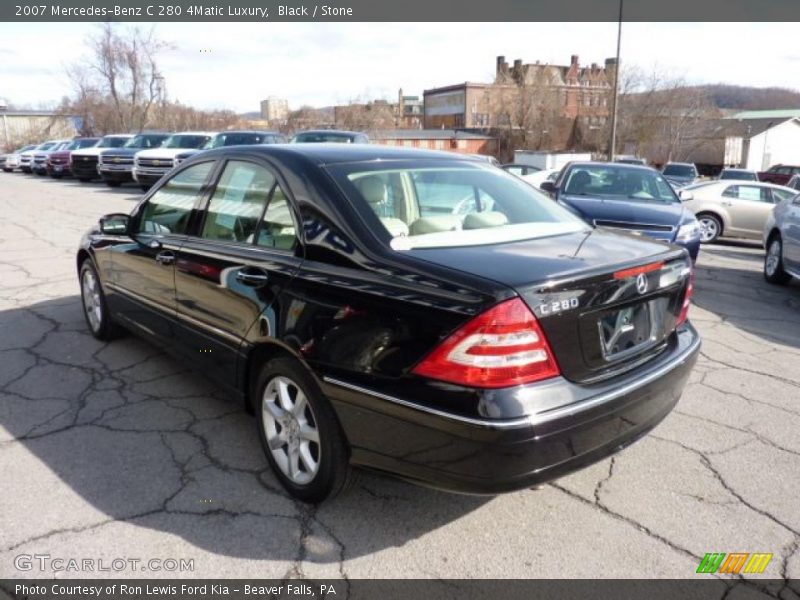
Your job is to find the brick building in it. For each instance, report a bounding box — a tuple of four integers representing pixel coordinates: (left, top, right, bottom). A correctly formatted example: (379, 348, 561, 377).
(423, 55, 615, 151)
(370, 129, 498, 157)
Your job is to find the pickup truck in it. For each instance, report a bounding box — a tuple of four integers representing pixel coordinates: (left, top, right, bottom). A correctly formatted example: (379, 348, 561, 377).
(757, 164, 800, 185)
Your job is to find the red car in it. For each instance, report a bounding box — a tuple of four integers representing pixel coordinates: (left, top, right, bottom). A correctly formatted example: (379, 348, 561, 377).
(757, 164, 800, 186)
(46, 137, 100, 178)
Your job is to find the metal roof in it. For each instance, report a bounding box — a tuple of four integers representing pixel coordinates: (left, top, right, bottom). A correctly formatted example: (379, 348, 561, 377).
(727, 109, 800, 120)
(370, 129, 495, 140)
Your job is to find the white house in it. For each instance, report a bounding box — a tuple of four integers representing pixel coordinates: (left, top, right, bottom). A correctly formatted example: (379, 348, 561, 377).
(723, 110, 800, 170)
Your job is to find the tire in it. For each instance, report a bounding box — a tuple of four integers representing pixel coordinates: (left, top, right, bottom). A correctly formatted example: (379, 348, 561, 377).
(764, 234, 792, 285)
(79, 261, 122, 341)
(78, 177, 91, 183)
(51, 174, 62, 179)
(697, 213, 722, 244)
(140, 185, 150, 192)
(254, 356, 352, 503)
(2, 168, 12, 173)
(105, 181, 122, 188)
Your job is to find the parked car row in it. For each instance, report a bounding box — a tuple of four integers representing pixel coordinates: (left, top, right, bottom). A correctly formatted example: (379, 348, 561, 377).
(2, 129, 369, 190)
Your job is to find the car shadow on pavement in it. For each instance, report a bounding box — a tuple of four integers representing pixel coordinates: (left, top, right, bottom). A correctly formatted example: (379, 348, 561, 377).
(693, 249, 800, 350)
(40, 177, 143, 201)
(0, 296, 491, 561)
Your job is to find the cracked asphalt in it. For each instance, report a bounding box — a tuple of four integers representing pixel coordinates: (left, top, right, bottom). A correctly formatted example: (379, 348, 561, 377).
(1, 172, 799, 583)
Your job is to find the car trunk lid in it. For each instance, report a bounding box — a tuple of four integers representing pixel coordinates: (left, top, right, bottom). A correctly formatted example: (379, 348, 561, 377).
(408, 228, 692, 383)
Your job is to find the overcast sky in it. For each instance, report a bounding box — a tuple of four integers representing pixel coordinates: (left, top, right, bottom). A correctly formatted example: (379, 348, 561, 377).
(1, 22, 799, 113)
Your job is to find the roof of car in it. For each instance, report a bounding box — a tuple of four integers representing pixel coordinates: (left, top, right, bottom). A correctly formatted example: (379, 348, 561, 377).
(215, 130, 283, 135)
(196, 143, 491, 166)
(565, 161, 656, 173)
(295, 129, 366, 136)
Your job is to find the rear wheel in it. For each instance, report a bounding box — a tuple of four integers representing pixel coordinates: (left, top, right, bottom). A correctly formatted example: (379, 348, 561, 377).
(79, 261, 122, 340)
(697, 213, 722, 244)
(764, 234, 792, 285)
(255, 356, 351, 503)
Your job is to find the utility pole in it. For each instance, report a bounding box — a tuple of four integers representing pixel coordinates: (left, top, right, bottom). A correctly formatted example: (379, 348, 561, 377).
(608, 0, 623, 161)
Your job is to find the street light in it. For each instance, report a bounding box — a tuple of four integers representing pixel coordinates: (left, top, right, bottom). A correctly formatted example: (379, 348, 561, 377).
(608, 0, 623, 161)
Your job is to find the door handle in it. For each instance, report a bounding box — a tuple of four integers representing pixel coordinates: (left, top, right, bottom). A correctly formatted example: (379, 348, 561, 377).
(236, 268, 269, 287)
(155, 250, 175, 265)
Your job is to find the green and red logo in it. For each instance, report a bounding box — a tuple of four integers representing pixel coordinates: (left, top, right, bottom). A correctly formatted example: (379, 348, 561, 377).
(696, 552, 773, 574)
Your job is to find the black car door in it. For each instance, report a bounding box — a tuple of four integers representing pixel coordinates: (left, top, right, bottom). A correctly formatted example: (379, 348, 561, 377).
(105, 160, 218, 343)
(173, 157, 305, 390)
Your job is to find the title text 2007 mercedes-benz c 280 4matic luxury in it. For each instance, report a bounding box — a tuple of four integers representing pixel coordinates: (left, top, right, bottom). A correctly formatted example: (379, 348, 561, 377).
(77, 145, 700, 502)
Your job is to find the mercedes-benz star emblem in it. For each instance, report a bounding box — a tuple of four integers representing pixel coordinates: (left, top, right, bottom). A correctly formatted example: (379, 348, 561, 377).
(636, 273, 649, 294)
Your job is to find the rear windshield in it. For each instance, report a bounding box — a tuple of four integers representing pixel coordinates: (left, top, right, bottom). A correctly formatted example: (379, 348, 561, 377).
(330, 162, 588, 250)
(293, 132, 354, 143)
(563, 165, 679, 204)
(208, 132, 276, 148)
(663, 164, 696, 177)
(720, 170, 757, 180)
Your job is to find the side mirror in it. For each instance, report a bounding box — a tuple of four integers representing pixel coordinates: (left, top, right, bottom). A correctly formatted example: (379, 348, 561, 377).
(539, 181, 557, 194)
(678, 190, 694, 202)
(99, 213, 130, 235)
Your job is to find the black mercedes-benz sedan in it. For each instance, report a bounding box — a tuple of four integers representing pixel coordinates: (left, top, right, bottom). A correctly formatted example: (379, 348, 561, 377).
(77, 145, 700, 503)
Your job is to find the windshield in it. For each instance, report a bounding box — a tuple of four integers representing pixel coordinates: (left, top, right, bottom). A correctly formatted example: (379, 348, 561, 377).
(293, 132, 354, 143)
(663, 164, 696, 177)
(97, 137, 130, 149)
(124, 134, 168, 149)
(75, 138, 99, 149)
(163, 134, 212, 149)
(37, 142, 57, 151)
(208, 132, 271, 148)
(563, 165, 679, 204)
(720, 170, 757, 180)
(330, 162, 588, 249)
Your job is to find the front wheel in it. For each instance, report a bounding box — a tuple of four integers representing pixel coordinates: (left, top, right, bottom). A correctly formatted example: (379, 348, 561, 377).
(697, 214, 722, 244)
(79, 261, 122, 340)
(255, 357, 352, 503)
(764, 235, 792, 285)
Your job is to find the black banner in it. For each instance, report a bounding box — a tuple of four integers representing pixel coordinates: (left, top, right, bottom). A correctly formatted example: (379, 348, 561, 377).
(1, 579, 796, 600)
(2, 0, 800, 22)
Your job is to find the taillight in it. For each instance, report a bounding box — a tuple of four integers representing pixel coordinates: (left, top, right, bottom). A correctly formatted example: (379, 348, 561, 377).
(676, 269, 695, 327)
(412, 298, 560, 388)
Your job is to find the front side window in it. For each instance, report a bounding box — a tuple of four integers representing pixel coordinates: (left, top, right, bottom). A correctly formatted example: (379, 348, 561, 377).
(138, 161, 214, 235)
(331, 162, 587, 250)
(202, 161, 275, 243)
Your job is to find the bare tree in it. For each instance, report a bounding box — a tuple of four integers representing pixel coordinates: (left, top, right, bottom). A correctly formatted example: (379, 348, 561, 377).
(334, 97, 396, 131)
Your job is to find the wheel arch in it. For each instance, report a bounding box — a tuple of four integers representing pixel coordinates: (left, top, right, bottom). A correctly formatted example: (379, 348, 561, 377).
(76, 249, 92, 274)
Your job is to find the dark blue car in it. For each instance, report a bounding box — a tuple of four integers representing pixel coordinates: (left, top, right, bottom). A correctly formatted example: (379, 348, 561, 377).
(541, 162, 701, 261)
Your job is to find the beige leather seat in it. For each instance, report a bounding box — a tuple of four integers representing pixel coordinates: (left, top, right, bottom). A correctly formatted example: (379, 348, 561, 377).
(463, 211, 508, 230)
(409, 215, 462, 235)
(355, 175, 409, 237)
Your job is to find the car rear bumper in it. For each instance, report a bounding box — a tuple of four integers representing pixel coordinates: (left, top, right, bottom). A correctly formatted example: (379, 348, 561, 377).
(322, 323, 700, 494)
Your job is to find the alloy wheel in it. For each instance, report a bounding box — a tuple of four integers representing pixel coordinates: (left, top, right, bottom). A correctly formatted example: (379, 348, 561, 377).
(261, 375, 321, 485)
(698, 217, 719, 243)
(765, 239, 782, 276)
(81, 268, 103, 332)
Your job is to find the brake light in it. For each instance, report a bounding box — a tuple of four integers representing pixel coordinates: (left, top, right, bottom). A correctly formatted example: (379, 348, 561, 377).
(613, 261, 664, 280)
(676, 269, 695, 327)
(412, 298, 560, 388)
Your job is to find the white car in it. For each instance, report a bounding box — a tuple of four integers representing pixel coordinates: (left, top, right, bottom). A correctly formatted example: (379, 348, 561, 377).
(3, 144, 36, 172)
(680, 180, 796, 243)
(70, 134, 133, 182)
(20, 140, 61, 173)
(521, 168, 561, 190)
(133, 131, 216, 189)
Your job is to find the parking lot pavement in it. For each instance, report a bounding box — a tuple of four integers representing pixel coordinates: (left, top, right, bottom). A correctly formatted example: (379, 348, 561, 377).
(1, 171, 799, 582)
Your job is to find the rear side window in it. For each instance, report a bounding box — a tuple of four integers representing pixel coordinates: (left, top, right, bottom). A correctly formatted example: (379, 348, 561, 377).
(139, 161, 214, 235)
(256, 185, 298, 251)
(202, 161, 275, 243)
